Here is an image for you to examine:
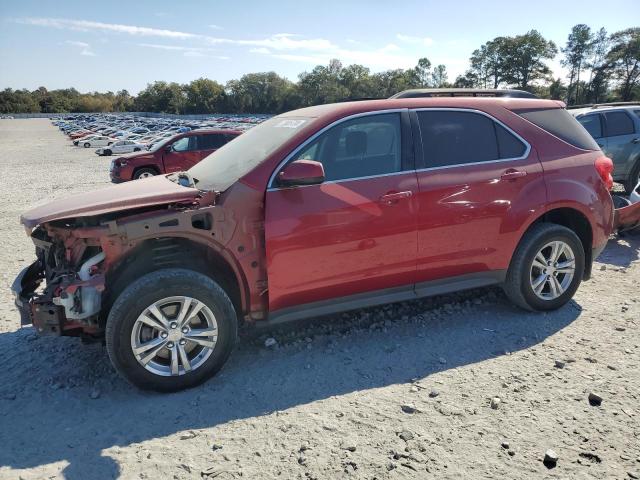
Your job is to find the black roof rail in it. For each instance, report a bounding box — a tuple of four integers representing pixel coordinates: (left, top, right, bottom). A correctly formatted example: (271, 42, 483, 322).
(567, 101, 640, 110)
(390, 88, 539, 99)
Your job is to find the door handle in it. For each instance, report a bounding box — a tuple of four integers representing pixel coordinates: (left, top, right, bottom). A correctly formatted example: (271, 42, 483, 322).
(379, 191, 412, 205)
(500, 170, 527, 181)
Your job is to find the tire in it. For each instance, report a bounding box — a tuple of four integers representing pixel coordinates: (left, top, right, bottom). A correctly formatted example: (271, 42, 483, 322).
(134, 167, 157, 180)
(105, 269, 237, 392)
(503, 223, 585, 311)
(83, 142, 90, 148)
(104, 149, 112, 156)
(133, 147, 141, 152)
(107, 142, 113, 146)
(623, 160, 640, 195)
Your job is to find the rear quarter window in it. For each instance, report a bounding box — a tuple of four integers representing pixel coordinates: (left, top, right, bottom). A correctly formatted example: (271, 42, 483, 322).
(603, 111, 635, 136)
(517, 108, 600, 151)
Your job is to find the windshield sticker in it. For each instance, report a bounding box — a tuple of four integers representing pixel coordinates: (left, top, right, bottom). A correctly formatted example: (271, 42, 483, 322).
(274, 119, 307, 129)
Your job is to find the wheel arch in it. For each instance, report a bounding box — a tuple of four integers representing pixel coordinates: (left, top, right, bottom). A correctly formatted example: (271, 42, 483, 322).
(132, 165, 161, 178)
(520, 207, 594, 279)
(102, 236, 247, 326)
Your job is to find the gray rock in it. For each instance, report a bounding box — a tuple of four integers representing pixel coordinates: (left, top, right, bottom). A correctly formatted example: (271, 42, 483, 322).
(554, 360, 566, 369)
(398, 430, 414, 441)
(490, 397, 501, 410)
(264, 337, 278, 348)
(401, 404, 417, 414)
(588, 392, 603, 406)
(211, 443, 223, 451)
(343, 445, 357, 452)
(544, 449, 558, 468)
(628, 472, 639, 480)
(508, 450, 516, 456)
(428, 389, 440, 398)
(501, 441, 509, 449)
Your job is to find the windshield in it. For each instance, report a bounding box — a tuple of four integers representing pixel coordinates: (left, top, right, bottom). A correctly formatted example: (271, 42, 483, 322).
(189, 116, 311, 191)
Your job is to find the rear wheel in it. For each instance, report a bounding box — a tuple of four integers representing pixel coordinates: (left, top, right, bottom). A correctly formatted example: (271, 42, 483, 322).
(503, 223, 585, 311)
(105, 269, 237, 392)
(104, 149, 112, 156)
(83, 142, 90, 148)
(134, 167, 157, 180)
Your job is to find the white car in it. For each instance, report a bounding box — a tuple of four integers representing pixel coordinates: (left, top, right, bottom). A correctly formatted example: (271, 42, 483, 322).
(95, 140, 145, 156)
(79, 136, 115, 148)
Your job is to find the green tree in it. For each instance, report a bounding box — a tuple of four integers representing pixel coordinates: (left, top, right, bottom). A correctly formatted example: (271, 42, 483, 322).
(184, 78, 224, 113)
(431, 64, 448, 87)
(500, 30, 558, 90)
(605, 27, 640, 101)
(561, 24, 594, 105)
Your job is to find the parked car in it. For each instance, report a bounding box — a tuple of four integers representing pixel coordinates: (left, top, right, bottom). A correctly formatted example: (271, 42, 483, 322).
(571, 104, 640, 193)
(73, 135, 98, 146)
(79, 136, 115, 148)
(15, 92, 640, 392)
(95, 140, 146, 156)
(109, 129, 241, 182)
(630, 180, 640, 204)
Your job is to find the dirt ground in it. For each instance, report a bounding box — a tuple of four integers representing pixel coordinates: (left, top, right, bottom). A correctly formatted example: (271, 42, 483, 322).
(0, 119, 638, 480)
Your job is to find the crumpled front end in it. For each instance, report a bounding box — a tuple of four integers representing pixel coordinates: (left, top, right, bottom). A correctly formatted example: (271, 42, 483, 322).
(11, 225, 106, 337)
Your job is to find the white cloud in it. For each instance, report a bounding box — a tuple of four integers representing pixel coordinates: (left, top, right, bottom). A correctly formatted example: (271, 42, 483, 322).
(19, 17, 428, 71)
(64, 40, 95, 56)
(396, 34, 434, 47)
(137, 43, 229, 60)
(20, 18, 199, 39)
(208, 24, 222, 30)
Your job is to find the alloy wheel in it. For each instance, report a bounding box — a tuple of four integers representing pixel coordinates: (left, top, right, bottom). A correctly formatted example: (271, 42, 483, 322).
(529, 240, 576, 300)
(130, 296, 218, 376)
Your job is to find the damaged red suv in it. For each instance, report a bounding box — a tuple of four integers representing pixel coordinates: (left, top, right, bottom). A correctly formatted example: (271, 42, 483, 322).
(13, 92, 640, 391)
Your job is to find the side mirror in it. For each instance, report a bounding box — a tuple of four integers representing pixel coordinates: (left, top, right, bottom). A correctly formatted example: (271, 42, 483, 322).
(277, 160, 325, 187)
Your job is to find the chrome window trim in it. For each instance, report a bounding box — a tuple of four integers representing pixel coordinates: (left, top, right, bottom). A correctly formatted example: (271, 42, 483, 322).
(267, 108, 408, 189)
(412, 107, 532, 173)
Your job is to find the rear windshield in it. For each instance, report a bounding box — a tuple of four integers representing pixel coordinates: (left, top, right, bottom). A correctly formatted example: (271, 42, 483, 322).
(517, 108, 600, 151)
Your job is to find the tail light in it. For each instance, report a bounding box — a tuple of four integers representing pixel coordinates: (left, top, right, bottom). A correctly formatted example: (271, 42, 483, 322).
(595, 156, 614, 190)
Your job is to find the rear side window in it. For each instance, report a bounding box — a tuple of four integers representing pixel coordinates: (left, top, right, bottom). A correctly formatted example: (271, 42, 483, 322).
(416, 110, 526, 168)
(517, 108, 599, 150)
(577, 114, 602, 139)
(603, 111, 635, 136)
(198, 134, 228, 150)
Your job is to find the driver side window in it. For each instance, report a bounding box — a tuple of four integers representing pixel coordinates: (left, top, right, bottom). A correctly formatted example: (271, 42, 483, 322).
(171, 136, 192, 152)
(293, 113, 402, 182)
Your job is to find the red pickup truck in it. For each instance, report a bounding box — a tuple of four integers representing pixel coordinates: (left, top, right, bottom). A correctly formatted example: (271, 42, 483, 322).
(109, 129, 241, 182)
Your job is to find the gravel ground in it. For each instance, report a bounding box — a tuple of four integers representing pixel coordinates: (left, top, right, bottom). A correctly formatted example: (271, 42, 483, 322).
(0, 119, 638, 480)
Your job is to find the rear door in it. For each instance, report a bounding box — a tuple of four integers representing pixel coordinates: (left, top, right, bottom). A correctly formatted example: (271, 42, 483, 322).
(265, 111, 418, 312)
(413, 108, 546, 284)
(162, 136, 200, 173)
(602, 110, 638, 177)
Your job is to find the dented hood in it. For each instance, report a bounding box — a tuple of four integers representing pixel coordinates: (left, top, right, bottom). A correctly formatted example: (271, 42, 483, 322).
(21, 175, 201, 228)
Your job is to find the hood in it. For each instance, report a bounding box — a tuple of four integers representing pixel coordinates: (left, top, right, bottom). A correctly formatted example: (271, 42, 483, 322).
(21, 175, 201, 228)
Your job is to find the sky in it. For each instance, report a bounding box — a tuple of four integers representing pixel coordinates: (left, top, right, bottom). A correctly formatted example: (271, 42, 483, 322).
(0, 0, 637, 94)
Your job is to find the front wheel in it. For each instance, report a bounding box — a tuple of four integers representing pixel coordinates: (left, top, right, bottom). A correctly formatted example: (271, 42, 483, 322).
(83, 142, 90, 148)
(503, 223, 585, 311)
(104, 149, 112, 156)
(133, 167, 157, 180)
(106, 269, 237, 392)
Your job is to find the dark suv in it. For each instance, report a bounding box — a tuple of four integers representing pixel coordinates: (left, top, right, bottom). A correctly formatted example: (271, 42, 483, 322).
(13, 93, 640, 392)
(109, 129, 241, 182)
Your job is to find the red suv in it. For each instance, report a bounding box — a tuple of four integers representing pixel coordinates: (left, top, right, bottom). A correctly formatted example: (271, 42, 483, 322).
(13, 93, 640, 392)
(110, 129, 241, 182)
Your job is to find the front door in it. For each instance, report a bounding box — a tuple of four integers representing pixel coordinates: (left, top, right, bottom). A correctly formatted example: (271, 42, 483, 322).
(413, 109, 546, 284)
(265, 111, 418, 312)
(162, 136, 200, 173)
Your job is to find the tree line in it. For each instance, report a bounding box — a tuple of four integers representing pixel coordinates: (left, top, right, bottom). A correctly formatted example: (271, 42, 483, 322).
(1, 25, 638, 115)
